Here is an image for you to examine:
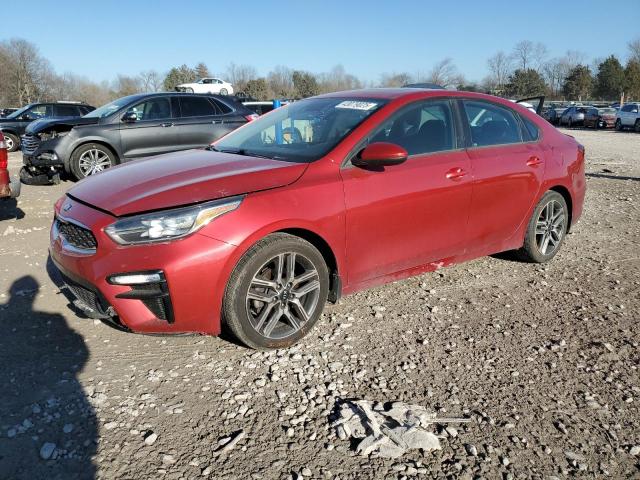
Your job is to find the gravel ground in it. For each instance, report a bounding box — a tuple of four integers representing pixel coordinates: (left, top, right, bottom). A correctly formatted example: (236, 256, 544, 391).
(0, 128, 638, 479)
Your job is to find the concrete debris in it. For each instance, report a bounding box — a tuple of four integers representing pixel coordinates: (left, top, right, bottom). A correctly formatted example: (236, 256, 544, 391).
(332, 400, 469, 458)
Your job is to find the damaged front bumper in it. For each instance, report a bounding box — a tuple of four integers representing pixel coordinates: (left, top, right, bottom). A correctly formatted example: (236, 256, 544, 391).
(21, 135, 67, 184)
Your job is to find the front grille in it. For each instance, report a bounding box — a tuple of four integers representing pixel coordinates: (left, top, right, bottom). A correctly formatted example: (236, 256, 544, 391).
(21, 134, 40, 155)
(56, 218, 97, 250)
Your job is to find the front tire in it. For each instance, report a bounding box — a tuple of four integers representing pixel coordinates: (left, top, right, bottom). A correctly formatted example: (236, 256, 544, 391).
(222, 233, 329, 350)
(635, 120, 640, 133)
(615, 119, 623, 131)
(185, 87, 194, 93)
(70, 143, 116, 180)
(516, 191, 569, 263)
(3, 133, 19, 152)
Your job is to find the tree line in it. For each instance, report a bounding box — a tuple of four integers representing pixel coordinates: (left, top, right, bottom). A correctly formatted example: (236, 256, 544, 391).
(1, 37, 639, 108)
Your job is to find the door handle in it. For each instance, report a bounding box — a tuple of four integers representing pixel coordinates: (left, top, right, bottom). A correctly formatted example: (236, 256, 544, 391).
(526, 156, 543, 167)
(160, 122, 174, 128)
(212, 119, 224, 125)
(445, 167, 467, 180)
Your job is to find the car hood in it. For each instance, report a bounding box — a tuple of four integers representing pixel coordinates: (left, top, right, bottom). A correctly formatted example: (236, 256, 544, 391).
(0, 118, 22, 127)
(67, 149, 308, 216)
(27, 116, 98, 134)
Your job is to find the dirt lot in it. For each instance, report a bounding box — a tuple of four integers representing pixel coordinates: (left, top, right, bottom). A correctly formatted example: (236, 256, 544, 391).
(0, 129, 638, 480)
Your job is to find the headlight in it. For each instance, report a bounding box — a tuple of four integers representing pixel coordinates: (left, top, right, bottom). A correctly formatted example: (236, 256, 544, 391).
(104, 197, 242, 245)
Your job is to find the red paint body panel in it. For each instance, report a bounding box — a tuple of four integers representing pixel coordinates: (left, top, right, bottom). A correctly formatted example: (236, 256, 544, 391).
(67, 149, 307, 216)
(50, 89, 586, 335)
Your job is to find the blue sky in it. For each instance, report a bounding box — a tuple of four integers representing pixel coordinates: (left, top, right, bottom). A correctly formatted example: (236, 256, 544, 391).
(4, 0, 639, 83)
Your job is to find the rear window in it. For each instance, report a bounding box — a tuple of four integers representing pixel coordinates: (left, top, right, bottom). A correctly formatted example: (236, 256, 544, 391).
(180, 97, 218, 117)
(211, 98, 232, 114)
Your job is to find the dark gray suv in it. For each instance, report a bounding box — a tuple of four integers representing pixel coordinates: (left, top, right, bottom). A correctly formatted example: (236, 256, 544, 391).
(21, 93, 256, 182)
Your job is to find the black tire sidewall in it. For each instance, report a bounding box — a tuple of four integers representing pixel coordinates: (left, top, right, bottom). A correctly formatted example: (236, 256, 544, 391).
(521, 191, 569, 263)
(223, 234, 329, 350)
(70, 143, 115, 181)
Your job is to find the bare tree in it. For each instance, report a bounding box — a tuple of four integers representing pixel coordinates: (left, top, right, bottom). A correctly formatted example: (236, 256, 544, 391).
(629, 38, 640, 63)
(113, 74, 142, 97)
(379, 72, 412, 87)
(487, 51, 513, 90)
(225, 63, 258, 93)
(318, 65, 362, 93)
(267, 65, 294, 98)
(138, 70, 163, 92)
(512, 41, 548, 71)
(0, 38, 52, 105)
(424, 58, 462, 87)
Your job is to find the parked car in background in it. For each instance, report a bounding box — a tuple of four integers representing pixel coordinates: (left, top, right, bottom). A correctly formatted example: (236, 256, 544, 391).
(49, 88, 585, 349)
(21, 93, 256, 183)
(176, 78, 234, 95)
(242, 101, 289, 116)
(0, 101, 94, 152)
(583, 107, 617, 129)
(0, 132, 21, 200)
(559, 106, 592, 127)
(0, 108, 18, 118)
(543, 106, 567, 125)
(615, 103, 640, 132)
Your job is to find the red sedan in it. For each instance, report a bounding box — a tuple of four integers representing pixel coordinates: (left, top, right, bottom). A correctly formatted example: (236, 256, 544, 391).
(50, 89, 585, 349)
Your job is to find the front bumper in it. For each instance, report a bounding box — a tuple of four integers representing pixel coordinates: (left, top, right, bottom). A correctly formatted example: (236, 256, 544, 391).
(50, 196, 236, 335)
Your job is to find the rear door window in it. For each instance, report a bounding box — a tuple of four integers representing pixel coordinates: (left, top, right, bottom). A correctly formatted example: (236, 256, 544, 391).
(179, 97, 218, 117)
(55, 104, 81, 117)
(462, 100, 522, 147)
(211, 98, 232, 114)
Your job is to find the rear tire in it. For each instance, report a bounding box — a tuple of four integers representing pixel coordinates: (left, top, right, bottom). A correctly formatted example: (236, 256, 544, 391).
(222, 233, 329, 350)
(70, 143, 116, 180)
(515, 191, 568, 263)
(220, 88, 228, 95)
(3, 133, 19, 152)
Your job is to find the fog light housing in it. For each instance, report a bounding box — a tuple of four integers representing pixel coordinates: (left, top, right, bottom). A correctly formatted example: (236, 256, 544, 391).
(107, 271, 174, 323)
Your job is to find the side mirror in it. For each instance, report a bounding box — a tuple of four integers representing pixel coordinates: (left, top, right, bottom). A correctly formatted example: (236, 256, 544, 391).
(121, 111, 138, 123)
(353, 142, 408, 168)
(20, 115, 31, 121)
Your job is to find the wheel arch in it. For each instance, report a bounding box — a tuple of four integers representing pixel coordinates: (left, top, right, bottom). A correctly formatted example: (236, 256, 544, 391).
(68, 140, 121, 170)
(549, 185, 573, 232)
(277, 227, 341, 303)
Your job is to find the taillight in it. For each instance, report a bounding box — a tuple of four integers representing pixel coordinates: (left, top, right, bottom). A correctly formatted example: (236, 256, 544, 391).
(244, 113, 259, 122)
(0, 151, 7, 169)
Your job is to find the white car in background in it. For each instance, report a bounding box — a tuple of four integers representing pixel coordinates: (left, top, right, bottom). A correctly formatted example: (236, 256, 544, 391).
(176, 78, 234, 95)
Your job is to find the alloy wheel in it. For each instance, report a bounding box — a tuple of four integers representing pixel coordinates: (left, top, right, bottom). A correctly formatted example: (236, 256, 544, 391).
(535, 200, 565, 256)
(246, 252, 321, 340)
(4, 135, 14, 151)
(78, 148, 112, 176)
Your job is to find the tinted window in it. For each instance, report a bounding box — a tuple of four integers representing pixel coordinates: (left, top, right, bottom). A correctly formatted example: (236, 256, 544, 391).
(621, 105, 632, 112)
(126, 97, 171, 121)
(463, 100, 522, 147)
(23, 105, 51, 120)
(521, 117, 540, 141)
(212, 99, 232, 114)
(55, 105, 81, 117)
(180, 97, 218, 117)
(368, 100, 456, 155)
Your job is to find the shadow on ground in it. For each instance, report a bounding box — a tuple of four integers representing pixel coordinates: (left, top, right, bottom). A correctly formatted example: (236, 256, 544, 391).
(0, 276, 96, 479)
(0, 197, 25, 221)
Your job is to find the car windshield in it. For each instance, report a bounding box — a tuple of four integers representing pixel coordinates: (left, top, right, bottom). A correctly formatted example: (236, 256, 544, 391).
(83, 96, 137, 118)
(599, 108, 616, 114)
(213, 97, 386, 163)
(6, 105, 32, 119)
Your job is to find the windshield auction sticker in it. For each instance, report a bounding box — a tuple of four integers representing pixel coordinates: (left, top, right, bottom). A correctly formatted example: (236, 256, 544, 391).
(335, 101, 379, 110)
